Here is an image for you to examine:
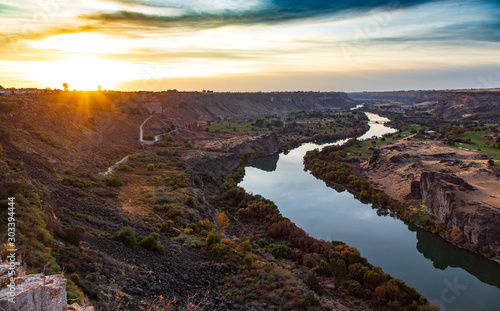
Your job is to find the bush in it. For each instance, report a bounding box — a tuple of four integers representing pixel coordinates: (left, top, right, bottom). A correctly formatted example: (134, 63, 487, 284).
(241, 237, 252, 253)
(111, 226, 137, 248)
(186, 223, 199, 233)
(347, 280, 362, 297)
(117, 163, 135, 172)
(105, 176, 125, 187)
(206, 232, 221, 246)
(185, 196, 197, 208)
(267, 243, 291, 259)
(305, 273, 324, 296)
(147, 164, 155, 171)
(38, 132, 60, 148)
(160, 220, 174, 232)
(243, 255, 253, 268)
(138, 232, 165, 252)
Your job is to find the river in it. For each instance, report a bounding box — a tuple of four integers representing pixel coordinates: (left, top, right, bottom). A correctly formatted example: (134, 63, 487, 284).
(239, 112, 500, 311)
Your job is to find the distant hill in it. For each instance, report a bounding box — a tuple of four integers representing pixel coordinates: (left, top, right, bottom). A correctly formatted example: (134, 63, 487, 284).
(348, 90, 442, 105)
(128, 91, 357, 125)
(433, 90, 500, 121)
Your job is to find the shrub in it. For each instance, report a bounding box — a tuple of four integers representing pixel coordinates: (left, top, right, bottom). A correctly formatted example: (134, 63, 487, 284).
(147, 164, 155, 171)
(267, 243, 291, 259)
(243, 255, 253, 268)
(111, 226, 137, 248)
(186, 223, 199, 233)
(117, 163, 135, 172)
(241, 237, 252, 253)
(347, 280, 362, 297)
(138, 232, 165, 252)
(184, 228, 194, 234)
(330, 258, 347, 283)
(185, 196, 197, 208)
(206, 232, 221, 246)
(304, 273, 324, 296)
(363, 270, 380, 289)
(199, 230, 209, 236)
(38, 132, 60, 148)
(63, 168, 73, 175)
(160, 220, 174, 232)
(104, 176, 125, 187)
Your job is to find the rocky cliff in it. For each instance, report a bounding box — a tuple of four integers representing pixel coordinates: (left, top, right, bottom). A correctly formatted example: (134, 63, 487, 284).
(412, 172, 500, 257)
(348, 90, 441, 105)
(129, 91, 357, 126)
(203, 132, 279, 156)
(362, 140, 500, 259)
(432, 90, 500, 121)
(0, 264, 93, 311)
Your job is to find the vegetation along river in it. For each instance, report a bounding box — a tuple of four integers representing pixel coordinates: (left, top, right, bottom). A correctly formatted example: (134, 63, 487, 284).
(239, 112, 500, 311)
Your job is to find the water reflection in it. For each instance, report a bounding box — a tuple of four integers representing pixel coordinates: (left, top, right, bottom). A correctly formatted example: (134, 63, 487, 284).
(410, 224, 500, 289)
(246, 153, 279, 172)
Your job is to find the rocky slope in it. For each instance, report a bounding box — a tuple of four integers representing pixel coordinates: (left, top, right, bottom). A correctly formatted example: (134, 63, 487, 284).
(362, 139, 500, 259)
(432, 90, 500, 121)
(348, 90, 441, 105)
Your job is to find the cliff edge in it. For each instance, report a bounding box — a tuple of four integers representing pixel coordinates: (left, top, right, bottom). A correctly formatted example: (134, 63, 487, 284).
(362, 139, 500, 259)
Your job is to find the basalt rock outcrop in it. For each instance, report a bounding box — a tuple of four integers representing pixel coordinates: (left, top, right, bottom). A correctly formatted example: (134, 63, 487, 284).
(412, 172, 500, 257)
(362, 140, 500, 259)
(433, 90, 500, 121)
(0, 264, 94, 311)
(204, 132, 280, 156)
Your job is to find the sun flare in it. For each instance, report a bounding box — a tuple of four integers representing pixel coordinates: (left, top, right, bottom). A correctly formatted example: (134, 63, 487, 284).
(27, 56, 136, 91)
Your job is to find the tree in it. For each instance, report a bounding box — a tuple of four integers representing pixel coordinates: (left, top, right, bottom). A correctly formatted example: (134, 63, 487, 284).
(97, 85, 103, 91)
(216, 211, 229, 234)
(62, 83, 69, 91)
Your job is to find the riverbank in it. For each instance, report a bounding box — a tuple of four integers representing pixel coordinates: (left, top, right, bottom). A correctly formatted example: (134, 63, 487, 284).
(361, 139, 500, 261)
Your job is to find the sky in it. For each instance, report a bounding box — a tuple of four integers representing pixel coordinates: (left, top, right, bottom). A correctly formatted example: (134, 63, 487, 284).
(0, 0, 499, 92)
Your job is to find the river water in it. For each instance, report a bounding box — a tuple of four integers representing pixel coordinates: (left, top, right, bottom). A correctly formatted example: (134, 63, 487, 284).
(239, 113, 500, 311)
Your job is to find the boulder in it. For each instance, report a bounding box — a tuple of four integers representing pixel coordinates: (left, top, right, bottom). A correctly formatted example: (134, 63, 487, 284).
(0, 273, 67, 311)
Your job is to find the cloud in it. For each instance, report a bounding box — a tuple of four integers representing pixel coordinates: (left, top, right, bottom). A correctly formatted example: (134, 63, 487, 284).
(86, 0, 439, 29)
(367, 21, 500, 45)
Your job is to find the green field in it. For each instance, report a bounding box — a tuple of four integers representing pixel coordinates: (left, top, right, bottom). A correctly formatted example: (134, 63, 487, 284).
(451, 130, 500, 160)
(207, 116, 267, 132)
(345, 124, 422, 156)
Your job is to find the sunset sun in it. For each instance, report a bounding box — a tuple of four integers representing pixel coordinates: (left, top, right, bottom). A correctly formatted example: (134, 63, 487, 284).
(27, 56, 134, 91)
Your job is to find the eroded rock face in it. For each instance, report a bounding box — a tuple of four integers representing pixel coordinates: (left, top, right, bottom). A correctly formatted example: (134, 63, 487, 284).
(0, 273, 67, 311)
(362, 140, 500, 259)
(204, 133, 280, 156)
(415, 172, 500, 257)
